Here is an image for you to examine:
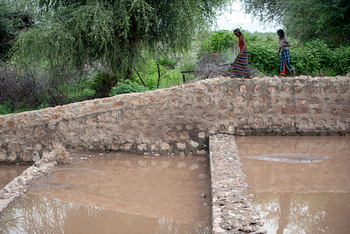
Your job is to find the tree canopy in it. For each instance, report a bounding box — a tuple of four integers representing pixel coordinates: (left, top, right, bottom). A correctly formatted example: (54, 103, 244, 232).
(241, 0, 350, 45)
(0, 1, 34, 59)
(14, 0, 232, 82)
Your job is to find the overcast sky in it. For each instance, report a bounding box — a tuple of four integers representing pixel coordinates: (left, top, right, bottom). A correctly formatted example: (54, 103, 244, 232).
(214, 2, 278, 33)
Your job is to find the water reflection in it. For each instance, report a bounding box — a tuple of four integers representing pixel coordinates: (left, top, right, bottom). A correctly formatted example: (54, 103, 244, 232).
(0, 155, 211, 233)
(237, 136, 350, 234)
(277, 193, 291, 234)
(0, 194, 211, 234)
(0, 165, 29, 189)
(251, 192, 350, 234)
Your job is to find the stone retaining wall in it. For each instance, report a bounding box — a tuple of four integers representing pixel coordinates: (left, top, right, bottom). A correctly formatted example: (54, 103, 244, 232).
(209, 134, 266, 233)
(1, 76, 349, 163)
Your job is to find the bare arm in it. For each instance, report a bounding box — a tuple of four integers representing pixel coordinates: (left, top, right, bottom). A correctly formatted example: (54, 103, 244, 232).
(240, 36, 246, 55)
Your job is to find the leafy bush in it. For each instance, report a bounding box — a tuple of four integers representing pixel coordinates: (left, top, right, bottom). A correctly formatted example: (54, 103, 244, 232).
(292, 40, 350, 76)
(134, 52, 187, 89)
(109, 80, 148, 96)
(249, 41, 280, 75)
(249, 38, 350, 76)
(156, 55, 177, 69)
(203, 30, 350, 76)
(0, 101, 12, 115)
(205, 30, 236, 53)
(90, 70, 119, 98)
(326, 46, 350, 75)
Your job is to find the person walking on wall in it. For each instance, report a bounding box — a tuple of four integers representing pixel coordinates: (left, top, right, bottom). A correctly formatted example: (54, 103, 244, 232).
(277, 29, 295, 76)
(231, 29, 252, 79)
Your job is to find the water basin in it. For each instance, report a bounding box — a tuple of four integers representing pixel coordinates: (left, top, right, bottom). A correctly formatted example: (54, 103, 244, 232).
(0, 154, 211, 233)
(237, 136, 350, 234)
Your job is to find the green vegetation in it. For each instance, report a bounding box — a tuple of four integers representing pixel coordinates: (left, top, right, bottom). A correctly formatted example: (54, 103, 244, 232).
(110, 80, 149, 96)
(13, 0, 232, 96)
(203, 30, 350, 76)
(241, 0, 350, 45)
(0, 0, 34, 60)
(0, 0, 349, 115)
(248, 37, 350, 76)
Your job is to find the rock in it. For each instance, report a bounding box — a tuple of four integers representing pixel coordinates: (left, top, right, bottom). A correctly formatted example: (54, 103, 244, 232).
(190, 164, 199, 170)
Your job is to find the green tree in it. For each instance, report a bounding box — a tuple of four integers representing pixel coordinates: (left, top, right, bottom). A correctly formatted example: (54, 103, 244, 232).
(240, 0, 350, 45)
(14, 0, 232, 97)
(0, 0, 34, 59)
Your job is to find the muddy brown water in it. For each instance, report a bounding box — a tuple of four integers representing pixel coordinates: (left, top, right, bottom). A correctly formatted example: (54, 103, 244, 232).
(0, 165, 29, 189)
(0, 154, 211, 233)
(237, 136, 350, 234)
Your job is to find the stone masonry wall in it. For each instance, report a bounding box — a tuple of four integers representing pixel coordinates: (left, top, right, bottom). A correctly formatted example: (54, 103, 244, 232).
(1, 76, 349, 163)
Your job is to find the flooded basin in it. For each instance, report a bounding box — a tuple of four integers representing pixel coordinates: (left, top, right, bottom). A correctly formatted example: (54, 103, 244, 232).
(0, 165, 30, 189)
(237, 136, 350, 234)
(0, 154, 211, 233)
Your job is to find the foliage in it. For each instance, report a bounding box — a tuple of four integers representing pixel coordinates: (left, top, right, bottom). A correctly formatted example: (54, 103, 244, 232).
(0, 0, 34, 60)
(203, 30, 350, 76)
(0, 60, 97, 115)
(0, 101, 13, 115)
(109, 79, 148, 96)
(205, 30, 237, 53)
(249, 38, 350, 76)
(240, 0, 350, 45)
(179, 57, 197, 72)
(109, 49, 192, 96)
(282, 0, 350, 45)
(292, 40, 350, 76)
(14, 0, 233, 96)
(90, 70, 119, 98)
(249, 41, 280, 75)
(156, 56, 177, 69)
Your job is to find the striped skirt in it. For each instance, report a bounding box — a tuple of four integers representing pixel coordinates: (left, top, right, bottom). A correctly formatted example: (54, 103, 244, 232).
(280, 49, 293, 75)
(232, 49, 251, 78)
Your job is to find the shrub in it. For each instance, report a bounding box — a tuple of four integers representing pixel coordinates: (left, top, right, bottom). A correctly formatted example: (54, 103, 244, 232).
(43, 142, 70, 165)
(0, 101, 12, 115)
(90, 70, 119, 98)
(205, 30, 236, 53)
(109, 79, 148, 96)
(202, 30, 350, 76)
(0, 62, 44, 110)
(156, 55, 177, 69)
(249, 41, 280, 76)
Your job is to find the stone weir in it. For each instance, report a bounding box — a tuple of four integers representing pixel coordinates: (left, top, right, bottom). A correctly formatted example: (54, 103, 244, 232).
(1, 76, 350, 164)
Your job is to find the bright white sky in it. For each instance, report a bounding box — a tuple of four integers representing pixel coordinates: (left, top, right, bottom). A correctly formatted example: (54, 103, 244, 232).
(214, 2, 278, 33)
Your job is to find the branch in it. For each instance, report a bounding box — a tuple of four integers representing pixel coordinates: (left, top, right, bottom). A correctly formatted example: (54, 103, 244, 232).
(133, 68, 146, 87)
(157, 63, 160, 89)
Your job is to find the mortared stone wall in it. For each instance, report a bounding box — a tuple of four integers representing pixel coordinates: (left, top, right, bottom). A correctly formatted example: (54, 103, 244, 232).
(1, 76, 349, 164)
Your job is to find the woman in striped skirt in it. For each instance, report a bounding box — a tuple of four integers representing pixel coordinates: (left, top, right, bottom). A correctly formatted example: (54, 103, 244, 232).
(231, 29, 252, 79)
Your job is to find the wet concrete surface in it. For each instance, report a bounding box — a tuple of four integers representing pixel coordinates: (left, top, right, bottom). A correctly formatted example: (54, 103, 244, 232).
(0, 153, 211, 233)
(0, 165, 29, 189)
(237, 136, 350, 234)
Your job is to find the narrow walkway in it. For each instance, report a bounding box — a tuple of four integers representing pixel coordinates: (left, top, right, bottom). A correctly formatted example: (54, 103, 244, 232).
(209, 134, 266, 234)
